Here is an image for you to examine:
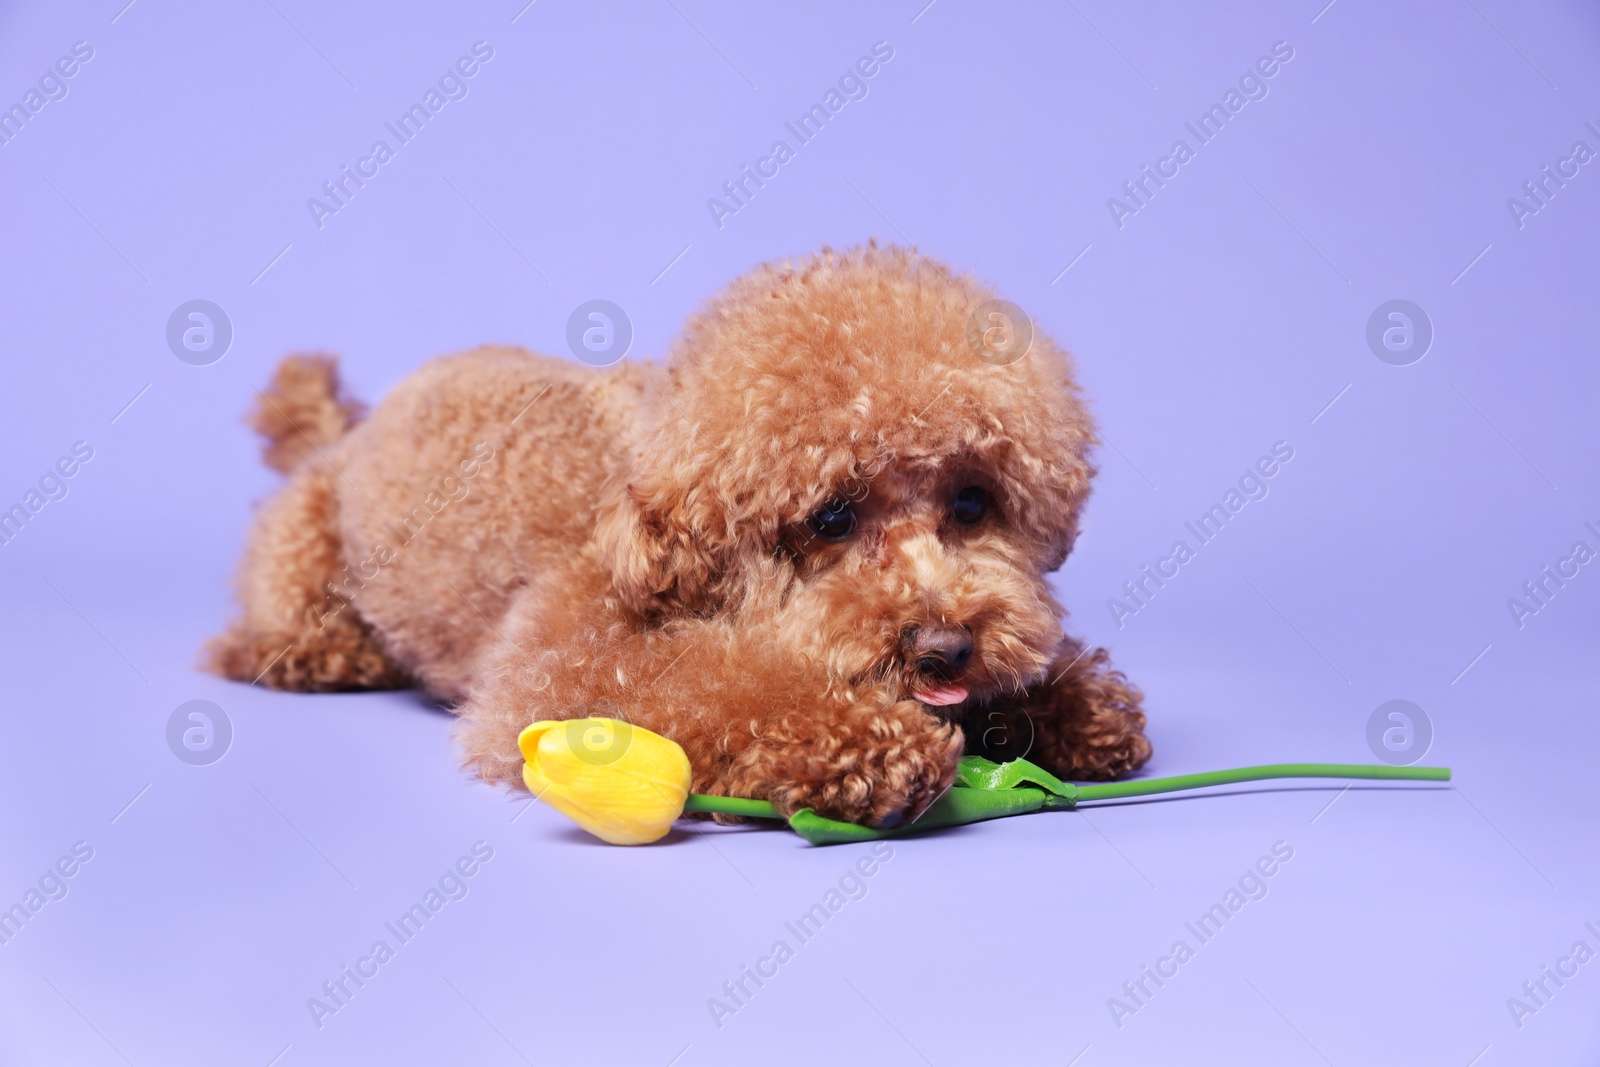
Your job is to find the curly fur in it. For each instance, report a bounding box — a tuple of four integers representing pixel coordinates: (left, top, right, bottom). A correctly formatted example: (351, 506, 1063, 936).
(249, 354, 367, 474)
(207, 244, 1150, 826)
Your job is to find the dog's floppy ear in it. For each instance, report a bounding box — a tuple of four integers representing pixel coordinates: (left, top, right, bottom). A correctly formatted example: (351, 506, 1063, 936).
(594, 460, 739, 618)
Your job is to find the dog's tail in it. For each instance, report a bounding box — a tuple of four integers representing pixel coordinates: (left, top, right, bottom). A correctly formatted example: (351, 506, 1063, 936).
(248, 354, 366, 474)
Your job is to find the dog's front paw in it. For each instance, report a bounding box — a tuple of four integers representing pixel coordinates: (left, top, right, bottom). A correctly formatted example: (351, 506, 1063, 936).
(1025, 697, 1152, 781)
(1041, 725, 1152, 781)
(725, 700, 964, 827)
(1012, 639, 1152, 782)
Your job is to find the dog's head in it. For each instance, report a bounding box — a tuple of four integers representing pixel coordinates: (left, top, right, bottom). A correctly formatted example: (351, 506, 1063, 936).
(597, 244, 1096, 710)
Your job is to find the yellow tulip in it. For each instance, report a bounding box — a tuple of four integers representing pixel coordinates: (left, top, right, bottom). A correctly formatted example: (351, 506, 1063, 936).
(518, 718, 693, 845)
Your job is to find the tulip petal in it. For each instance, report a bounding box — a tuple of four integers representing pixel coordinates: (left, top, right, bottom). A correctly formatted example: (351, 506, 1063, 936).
(517, 717, 693, 845)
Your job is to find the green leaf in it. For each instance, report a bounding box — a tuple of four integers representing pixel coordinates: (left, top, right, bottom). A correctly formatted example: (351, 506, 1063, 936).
(955, 755, 1076, 799)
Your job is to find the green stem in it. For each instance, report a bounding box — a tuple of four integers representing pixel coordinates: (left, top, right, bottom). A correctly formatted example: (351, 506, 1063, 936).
(683, 794, 782, 819)
(1073, 762, 1450, 803)
(682, 762, 1450, 828)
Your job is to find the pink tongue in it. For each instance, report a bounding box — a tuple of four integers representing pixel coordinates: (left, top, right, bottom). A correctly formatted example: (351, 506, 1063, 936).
(913, 683, 969, 707)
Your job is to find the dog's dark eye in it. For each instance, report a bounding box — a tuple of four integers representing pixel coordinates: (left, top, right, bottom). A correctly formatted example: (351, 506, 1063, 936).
(807, 500, 856, 541)
(952, 486, 987, 525)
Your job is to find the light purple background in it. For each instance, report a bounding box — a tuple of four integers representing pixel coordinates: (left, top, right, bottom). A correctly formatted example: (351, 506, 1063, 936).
(2, 1, 1597, 1064)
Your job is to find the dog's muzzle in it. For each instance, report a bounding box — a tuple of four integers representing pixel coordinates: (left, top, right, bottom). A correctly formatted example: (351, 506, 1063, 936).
(903, 624, 972, 707)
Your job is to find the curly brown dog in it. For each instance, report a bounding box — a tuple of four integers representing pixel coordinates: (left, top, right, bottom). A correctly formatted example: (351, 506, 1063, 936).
(208, 244, 1150, 827)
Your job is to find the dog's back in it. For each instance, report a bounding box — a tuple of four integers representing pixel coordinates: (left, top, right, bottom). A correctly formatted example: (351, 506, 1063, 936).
(208, 346, 655, 702)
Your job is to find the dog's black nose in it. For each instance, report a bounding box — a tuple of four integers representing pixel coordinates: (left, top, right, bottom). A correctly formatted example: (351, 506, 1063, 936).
(907, 625, 973, 675)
